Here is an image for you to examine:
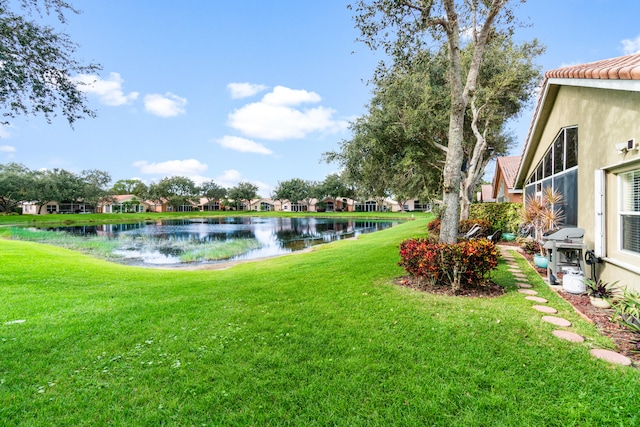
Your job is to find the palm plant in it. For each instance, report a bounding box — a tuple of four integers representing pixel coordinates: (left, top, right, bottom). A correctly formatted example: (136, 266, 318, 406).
(520, 187, 564, 256)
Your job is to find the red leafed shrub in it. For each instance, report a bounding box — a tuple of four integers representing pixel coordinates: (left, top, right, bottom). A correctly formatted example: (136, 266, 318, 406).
(398, 238, 500, 293)
(427, 219, 441, 234)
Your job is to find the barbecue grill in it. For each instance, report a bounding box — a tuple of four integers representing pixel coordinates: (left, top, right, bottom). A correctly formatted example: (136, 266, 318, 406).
(542, 227, 586, 286)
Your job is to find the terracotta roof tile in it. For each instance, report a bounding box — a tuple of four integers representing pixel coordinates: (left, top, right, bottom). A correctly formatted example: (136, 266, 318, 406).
(496, 155, 521, 189)
(545, 52, 640, 80)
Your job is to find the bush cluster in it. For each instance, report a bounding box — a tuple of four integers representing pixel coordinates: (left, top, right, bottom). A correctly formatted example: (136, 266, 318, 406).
(470, 202, 522, 234)
(516, 236, 539, 254)
(398, 238, 500, 294)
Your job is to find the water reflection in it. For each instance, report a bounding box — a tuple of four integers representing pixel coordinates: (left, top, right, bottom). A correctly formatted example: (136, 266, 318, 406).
(39, 217, 400, 267)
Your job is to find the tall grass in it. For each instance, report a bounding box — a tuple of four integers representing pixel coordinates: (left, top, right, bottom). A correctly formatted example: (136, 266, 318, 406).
(1, 217, 639, 426)
(179, 238, 262, 262)
(5, 227, 123, 259)
(4, 227, 264, 264)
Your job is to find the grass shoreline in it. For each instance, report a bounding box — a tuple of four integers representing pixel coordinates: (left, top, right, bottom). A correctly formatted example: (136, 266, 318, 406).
(0, 210, 418, 228)
(1, 216, 639, 425)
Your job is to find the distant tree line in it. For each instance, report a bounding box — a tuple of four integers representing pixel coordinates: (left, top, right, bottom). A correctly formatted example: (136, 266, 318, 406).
(0, 163, 259, 214)
(1, 163, 403, 215)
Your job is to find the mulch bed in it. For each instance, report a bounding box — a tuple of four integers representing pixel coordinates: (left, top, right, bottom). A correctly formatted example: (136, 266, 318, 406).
(516, 249, 640, 363)
(394, 277, 506, 298)
(559, 291, 640, 362)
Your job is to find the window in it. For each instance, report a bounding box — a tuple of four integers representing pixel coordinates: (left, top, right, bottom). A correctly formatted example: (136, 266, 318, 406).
(524, 126, 578, 226)
(620, 169, 640, 254)
(497, 181, 506, 202)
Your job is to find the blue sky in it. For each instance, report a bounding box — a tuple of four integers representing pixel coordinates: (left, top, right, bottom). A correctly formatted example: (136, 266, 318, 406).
(2, 0, 640, 196)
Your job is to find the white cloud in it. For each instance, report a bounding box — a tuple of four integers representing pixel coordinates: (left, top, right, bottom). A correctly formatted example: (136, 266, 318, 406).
(622, 35, 640, 54)
(0, 125, 12, 139)
(214, 169, 244, 188)
(261, 86, 321, 106)
(227, 86, 348, 140)
(0, 145, 16, 156)
(143, 92, 187, 117)
(73, 72, 139, 106)
(132, 159, 207, 176)
(212, 169, 270, 197)
(227, 82, 268, 99)
(215, 136, 273, 155)
(559, 61, 582, 69)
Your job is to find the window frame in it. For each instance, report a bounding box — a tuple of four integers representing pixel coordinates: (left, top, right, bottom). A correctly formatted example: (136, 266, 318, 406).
(524, 126, 579, 226)
(619, 169, 640, 256)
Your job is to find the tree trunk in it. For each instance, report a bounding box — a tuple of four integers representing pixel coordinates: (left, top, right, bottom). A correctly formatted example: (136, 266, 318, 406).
(439, 0, 464, 244)
(439, 109, 465, 243)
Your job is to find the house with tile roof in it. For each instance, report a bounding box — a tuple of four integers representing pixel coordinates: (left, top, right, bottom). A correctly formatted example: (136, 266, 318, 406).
(478, 184, 495, 203)
(99, 194, 151, 213)
(491, 156, 522, 203)
(514, 52, 640, 291)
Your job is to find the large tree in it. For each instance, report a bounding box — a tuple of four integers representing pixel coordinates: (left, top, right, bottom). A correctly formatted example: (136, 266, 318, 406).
(0, 0, 100, 126)
(199, 180, 227, 205)
(324, 51, 446, 208)
(459, 34, 542, 219)
(153, 176, 199, 211)
(316, 173, 354, 201)
(271, 178, 312, 208)
(228, 181, 258, 211)
(0, 162, 32, 212)
(351, 0, 522, 243)
(331, 35, 540, 218)
(80, 169, 112, 208)
(110, 179, 148, 196)
(26, 168, 85, 214)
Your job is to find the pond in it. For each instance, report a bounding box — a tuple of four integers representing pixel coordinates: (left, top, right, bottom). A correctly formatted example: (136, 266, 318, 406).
(33, 217, 401, 268)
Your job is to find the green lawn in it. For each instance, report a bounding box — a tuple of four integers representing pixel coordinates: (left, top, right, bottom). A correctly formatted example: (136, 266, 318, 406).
(1, 216, 639, 426)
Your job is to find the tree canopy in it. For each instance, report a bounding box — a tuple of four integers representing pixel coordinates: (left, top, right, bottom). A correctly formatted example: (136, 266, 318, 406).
(350, 0, 536, 241)
(228, 182, 259, 210)
(149, 176, 199, 211)
(0, 0, 100, 126)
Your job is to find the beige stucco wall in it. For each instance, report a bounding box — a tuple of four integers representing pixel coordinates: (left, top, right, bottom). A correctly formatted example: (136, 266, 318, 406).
(522, 84, 640, 290)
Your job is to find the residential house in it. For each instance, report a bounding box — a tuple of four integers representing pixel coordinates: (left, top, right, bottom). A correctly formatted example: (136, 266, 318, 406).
(197, 197, 223, 211)
(22, 201, 93, 214)
(21, 201, 59, 215)
(99, 195, 150, 213)
(515, 53, 640, 291)
(478, 184, 495, 203)
(492, 156, 523, 203)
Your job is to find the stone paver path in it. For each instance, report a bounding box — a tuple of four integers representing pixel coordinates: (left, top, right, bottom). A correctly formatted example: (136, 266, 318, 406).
(500, 247, 634, 368)
(542, 315, 572, 327)
(533, 305, 558, 314)
(553, 330, 585, 343)
(590, 349, 632, 366)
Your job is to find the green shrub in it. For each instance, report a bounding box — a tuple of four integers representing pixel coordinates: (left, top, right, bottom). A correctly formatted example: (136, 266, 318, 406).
(470, 202, 522, 233)
(613, 288, 640, 333)
(516, 236, 539, 254)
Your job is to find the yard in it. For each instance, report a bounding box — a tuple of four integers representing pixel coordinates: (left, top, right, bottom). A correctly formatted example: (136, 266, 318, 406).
(1, 215, 639, 426)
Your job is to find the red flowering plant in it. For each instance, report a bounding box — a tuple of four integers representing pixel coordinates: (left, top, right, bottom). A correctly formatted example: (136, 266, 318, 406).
(398, 238, 500, 294)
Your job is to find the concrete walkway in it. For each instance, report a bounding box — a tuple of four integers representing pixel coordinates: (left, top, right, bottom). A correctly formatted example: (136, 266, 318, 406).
(500, 247, 632, 367)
